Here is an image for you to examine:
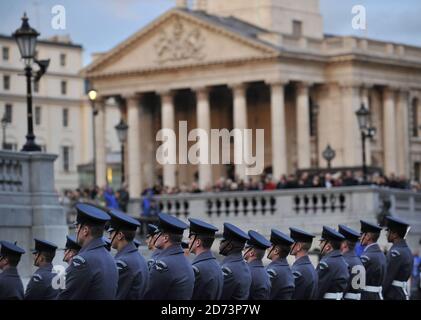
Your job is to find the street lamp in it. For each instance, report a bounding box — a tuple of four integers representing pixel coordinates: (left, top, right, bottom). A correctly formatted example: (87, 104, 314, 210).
(1, 114, 7, 149)
(322, 144, 336, 169)
(88, 89, 98, 187)
(355, 103, 376, 182)
(13, 13, 49, 152)
(115, 119, 128, 185)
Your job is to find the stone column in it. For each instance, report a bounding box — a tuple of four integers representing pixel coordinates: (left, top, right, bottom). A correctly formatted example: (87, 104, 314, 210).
(195, 87, 212, 190)
(126, 95, 142, 198)
(269, 81, 288, 179)
(341, 84, 362, 167)
(383, 87, 398, 175)
(296, 82, 311, 169)
(95, 98, 107, 187)
(396, 89, 410, 177)
(139, 97, 155, 189)
(160, 90, 176, 188)
(231, 83, 248, 180)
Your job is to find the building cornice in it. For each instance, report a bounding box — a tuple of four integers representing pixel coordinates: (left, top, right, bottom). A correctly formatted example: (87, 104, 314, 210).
(0, 34, 83, 49)
(0, 66, 83, 79)
(0, 93, 84, 105)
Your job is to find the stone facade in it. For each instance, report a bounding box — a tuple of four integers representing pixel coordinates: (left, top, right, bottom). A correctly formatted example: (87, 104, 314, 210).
(84, 1, 421, 197)
(0, 35, 121, 191)
(0, 150, 67, 278)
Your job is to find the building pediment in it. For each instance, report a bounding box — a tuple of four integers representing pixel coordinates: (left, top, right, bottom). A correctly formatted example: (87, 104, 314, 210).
(84, 9, 279, 78)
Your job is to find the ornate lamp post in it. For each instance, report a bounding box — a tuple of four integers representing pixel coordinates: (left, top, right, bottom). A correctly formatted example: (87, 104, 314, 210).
(355, 103, 376, 182)
(322, 144, 336, 169)
(88, 89, 98, 187)
(115, 119, 129, 185)
(13, 13, 49, 152)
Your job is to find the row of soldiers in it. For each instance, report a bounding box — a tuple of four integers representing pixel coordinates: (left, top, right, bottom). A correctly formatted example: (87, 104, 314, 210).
(0, 202, 414, 300)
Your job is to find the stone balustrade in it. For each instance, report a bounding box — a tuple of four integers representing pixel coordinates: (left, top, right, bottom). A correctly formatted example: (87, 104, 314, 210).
(132, 186, 421, 250)
(257, 32, 421, 62)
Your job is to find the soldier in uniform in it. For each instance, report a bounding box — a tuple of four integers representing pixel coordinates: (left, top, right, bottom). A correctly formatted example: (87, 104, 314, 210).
(146, 224, 161, 270)
(243, 230, 271, 300)
(144, 213, 194, 300)
(289, 227, 318, 300)
(0, 241, 25, 300)
(188, 218, 223, 300)
(63, 235, 81, 264)
(338, 224, 365, 300)
(316, 226, 349, 300)
(219, 223, 252, 300)
(266, 229, 294, 300)
(383, 216, 412, 300)
(25, 239, 59, 300)
(57, 203, 118, 300)
(107, 208, 150, 300)
(359, 220, 386, 300)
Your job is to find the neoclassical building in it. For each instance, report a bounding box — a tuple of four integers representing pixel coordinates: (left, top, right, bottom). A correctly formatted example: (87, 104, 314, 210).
(84, 0, 421, 198)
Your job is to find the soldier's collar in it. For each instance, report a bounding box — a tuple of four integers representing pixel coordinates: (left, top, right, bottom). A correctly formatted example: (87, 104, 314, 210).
(192, 250, 215, 264)
(248, 259, 264, 267)
(116, 241, 138, 258)
(80, 237, 107, 253)
(39, 263, 53, 271)
(271, 257, 288, 266)
(222, 252, 243, 263)
(294, 255, 311, 265)
(160, 243, 184, 256)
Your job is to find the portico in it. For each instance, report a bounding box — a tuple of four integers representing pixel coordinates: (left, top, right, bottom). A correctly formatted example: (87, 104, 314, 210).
(83, 4, 421, 196)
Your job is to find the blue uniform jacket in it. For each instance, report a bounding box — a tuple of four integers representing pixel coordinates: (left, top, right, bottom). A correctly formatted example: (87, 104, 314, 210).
(316, 249, 349, 299)
(383, 239, 412, 300)
(248, 259, 270, 300)
(115, 241, 150, 300)
(24, 263, 59, 300)
(266, 258, 294, 300)
(220, 252, 251, 300)
(144, 244, 194, 300)
(342, 250, 365, 297)
(191, 250, 223, 300)
(57, 237, 118, 300)
(0, 267, 24, 300)
(360, 243, 387, 300)
(291, 255, 318, 300)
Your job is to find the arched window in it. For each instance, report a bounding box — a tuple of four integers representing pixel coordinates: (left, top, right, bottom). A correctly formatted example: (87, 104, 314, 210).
(412, 98, 419, 137)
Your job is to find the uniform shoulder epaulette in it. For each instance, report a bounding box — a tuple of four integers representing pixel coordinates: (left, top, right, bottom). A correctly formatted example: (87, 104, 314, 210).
(319, 261, 329, 270)
(221, 266, 233, 278)
(360, 255, 370, 264)
(390, 249, 401, 258)
(267, 268, 278, 279)
(154, 260, 168, 272)
(192, 265, 200, 279)
(147, 258, 155, 270)
(116, 259, 128, 272)
(71, 255, 87, 268)
(32, 274, 43, 282)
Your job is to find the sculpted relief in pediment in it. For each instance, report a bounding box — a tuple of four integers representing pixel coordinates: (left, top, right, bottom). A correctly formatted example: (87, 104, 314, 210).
(154, 17, 206, 64)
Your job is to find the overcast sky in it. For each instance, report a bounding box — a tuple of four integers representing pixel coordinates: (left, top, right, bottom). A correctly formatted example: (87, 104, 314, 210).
(1, 0, 420, 66)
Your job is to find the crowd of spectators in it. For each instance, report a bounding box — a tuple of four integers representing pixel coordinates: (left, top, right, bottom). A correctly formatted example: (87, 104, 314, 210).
(60, 185, 130, 224)
(59, 170, 420, 225)
(140, 170, 418, 195)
